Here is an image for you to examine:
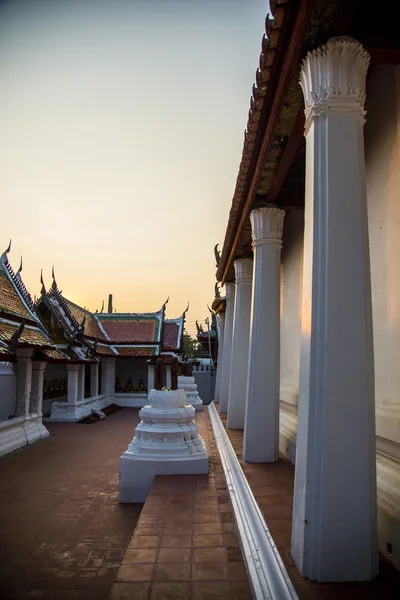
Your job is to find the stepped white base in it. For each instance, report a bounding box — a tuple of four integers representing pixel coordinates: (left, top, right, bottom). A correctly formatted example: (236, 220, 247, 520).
(178, 376, 203, 411)
(46, 395, 107, 422)
(119, 389, 208, 502)
(119, 453, 208, 502)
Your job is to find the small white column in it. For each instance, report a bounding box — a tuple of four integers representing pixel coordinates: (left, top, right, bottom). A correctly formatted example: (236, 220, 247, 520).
(15, 348, 34, 418)
(227, 258, 253, 429)
(291, 37, 377, 582)
(147, 364, 155, 391)
(165, 365, 172, 388)
(90, 362, 99, 397)
(219, 283, 235, 413)
(78, 365, 85, 401)
(67, 365, 80, 404)
(102, 357, 116, 397)
(30, 361, 49, 440)
(214, 312, 225, 404)
(243, 207, 285, 462)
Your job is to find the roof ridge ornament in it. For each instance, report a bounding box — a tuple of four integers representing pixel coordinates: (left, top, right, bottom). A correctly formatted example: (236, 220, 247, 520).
(214, 244, 220, 268)
(0, 239, 11, 265)
(8, 320, 25, 353)
(17, 256, 23, 275)
(215, 282, 221, 299)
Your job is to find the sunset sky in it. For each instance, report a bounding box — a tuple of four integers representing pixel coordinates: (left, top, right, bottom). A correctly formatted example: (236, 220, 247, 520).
(0, 0, 268, 337)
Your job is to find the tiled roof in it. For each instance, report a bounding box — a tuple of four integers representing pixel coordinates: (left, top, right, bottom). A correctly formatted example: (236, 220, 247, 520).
(115, 346, 158, 357)
(0, 270, 33, 321)
(96, 344, 118, 356)
(40, 348, 70, 361)
(97, 313, 163, 344)
(63, 299, 108, 342)
(0, 321, 51, 348)
(162, 315, 184, 351)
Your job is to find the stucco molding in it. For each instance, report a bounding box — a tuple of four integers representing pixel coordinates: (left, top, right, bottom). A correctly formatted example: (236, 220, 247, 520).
(300, 37, 370, 130)
(0, 362, 15, 376)
(250, 207, 285, 247)
(234, 258, 253, 285)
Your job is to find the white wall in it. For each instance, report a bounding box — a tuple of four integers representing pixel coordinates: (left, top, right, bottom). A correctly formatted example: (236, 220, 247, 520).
(364, 64, 400, 569)
(115, 358, 148, 391)
(0, 363, 17, 421)
(279, 210, 304, 463)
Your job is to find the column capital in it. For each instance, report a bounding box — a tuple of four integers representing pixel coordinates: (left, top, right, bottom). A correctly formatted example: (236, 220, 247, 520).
(101, 357, 117, 364)
(250, 207, 285, 247)
(32, 361, 46, 372)
(224, 282, 235, 300)
(66, 364, 80, 373)
(300, 37, 370, 128)
(15, 348, 34, 360)
(234, 258, 253, 285)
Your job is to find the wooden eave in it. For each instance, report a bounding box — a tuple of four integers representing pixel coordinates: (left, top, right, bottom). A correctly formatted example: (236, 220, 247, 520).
(216, 0, 400, 285)
(211, 298, 226, 315)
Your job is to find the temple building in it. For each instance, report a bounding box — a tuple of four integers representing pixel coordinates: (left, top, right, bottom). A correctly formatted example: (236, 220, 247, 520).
(0, 245, 185, 451)
(212, 0, 400, 582)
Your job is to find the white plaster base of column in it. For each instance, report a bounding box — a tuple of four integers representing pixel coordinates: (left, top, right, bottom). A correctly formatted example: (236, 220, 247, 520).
(0, 414, 50, 457)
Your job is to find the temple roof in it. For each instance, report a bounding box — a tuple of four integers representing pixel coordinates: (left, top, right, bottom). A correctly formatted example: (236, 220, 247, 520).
(97, 310, 164, 344)
(162, 315, 184, 351)
(0, 247, 41, 325)
(114, 346, 159, 357)
(0, 321, 52, 349)
(63, 298, 108, 342)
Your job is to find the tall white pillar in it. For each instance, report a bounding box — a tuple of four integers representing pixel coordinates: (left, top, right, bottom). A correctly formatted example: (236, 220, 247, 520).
(243, 207, 285, 462)
(147, 364, 155, 391)
(67, 365, 79, 404)
(291, 37, 377, 582)
(219, 283, 235, 413)
(78, 365, 85, 401)
(15, 349, 34, 418)
(165, 365, 171, 388)
(90, 363, 99, 397)
(227, 258, 253, 429)
(214, 312, 225, 404)
(30, 361, 49, 439)
(102, 357, 116, 397)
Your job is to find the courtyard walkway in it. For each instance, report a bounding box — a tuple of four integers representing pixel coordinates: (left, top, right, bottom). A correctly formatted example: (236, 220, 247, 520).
(0, 408, 142, 600)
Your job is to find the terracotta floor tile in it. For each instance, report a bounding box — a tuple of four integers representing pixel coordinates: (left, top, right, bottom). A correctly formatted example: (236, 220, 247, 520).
(227, 547, 244, 562)
(193, 513, 220, 524)
(129, 536, 161, 549)
(134, 523, 164, 536)
(164, 513, 194, 526)
(122, 548, 158, 564)
(138, 513, 166, 524)
(227, 562, 248, 581)
(193, 534, 224, 547)
(192, 547, 227, 562)
(192, 582, 231, 600)
(108, 582, 150, 600)
(192, 562, 229, 581)
(154, 563, 191, 582)
(163, 522, 193, 534)
(150, 582, 192, 600)
(157, 548, 191, 563)
(160, 534, 192, 548)
(228, 581, 253, 600)
(193, 522, 222, 535)
(116, 563, 154, 582)
(223, 533, 240, 548)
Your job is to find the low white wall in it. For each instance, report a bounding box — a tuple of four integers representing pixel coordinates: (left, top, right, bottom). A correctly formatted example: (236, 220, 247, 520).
(0, 363, 17, 421)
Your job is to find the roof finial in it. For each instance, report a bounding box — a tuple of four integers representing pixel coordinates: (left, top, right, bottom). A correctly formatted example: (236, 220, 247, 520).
(215, 282, 221, 299)
(17, 256, 23, 275)
(40, 269, 47, 296)
(214, 244, 220, 267)
(100, 300, 104, 313)
(207, 304, 215, 314)
(184, 301, 190, 314)
(0, 239, 11, 264)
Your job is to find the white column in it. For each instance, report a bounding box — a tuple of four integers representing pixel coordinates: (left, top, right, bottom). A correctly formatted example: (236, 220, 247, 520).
(219, 283, 235, 413)
(30, 361, 46, 415)
(165, 365, 172, 388)
(78, 364, 85, 401)
(147, 364, 155, 391)
(30, 361, 49, 439)
(67, 365, 79, 404)
(214, 312, 225, 404)
(15, 348, 34, 418)
(102, 357, 116, 397)
(227, 258, 253, 429)
(90, 363, 99, 397)
(291, 37, 377, 582)
(243, 207, 285, 462)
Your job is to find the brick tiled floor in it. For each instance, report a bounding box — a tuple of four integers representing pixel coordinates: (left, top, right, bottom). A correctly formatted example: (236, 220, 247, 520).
(109, 410, 253, 600)
(0, 409, 143, 600)
(218, 409, 400, 600)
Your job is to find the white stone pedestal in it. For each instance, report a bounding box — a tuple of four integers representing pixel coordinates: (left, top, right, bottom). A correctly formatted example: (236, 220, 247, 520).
(178, 376, 203, 411)
(119, 389, 208, 503)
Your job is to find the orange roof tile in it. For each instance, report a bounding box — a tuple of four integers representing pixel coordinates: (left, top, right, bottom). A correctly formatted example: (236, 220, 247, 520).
(0, 321, 51, 348)
(0, 270, 32, 321)
(64, 300, 108, 342)
(115, 346, 158, 357)
(97, 315, 161, 344)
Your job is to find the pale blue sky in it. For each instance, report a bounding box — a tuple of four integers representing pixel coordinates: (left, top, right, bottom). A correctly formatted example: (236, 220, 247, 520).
(0, 0, 268, 336)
